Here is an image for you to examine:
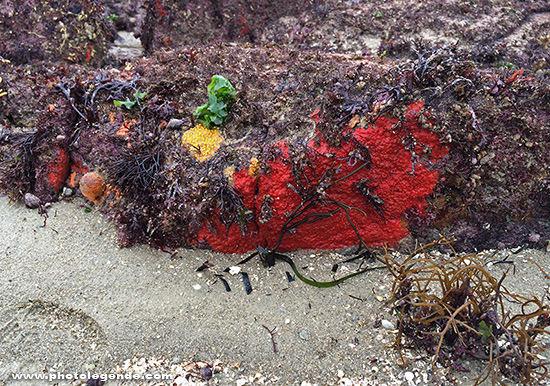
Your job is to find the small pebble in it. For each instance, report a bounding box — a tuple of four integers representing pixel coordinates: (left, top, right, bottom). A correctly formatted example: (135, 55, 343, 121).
(299, 330, 308, 340)
(62, 187, 73, 197)
(381, 320, 395, 330)
(405, 371, 416, 386)
(192, 284, 201, 290)
(24, 193, 41, 209)
(229, 266, 241, 275)
(166, 118, 184, 130)
(528, 234, 541, 243)
(200, 365, 213, 380)
(86, 379, 105, 386)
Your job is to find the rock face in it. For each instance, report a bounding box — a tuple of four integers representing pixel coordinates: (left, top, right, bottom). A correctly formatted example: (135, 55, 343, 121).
(0, 0, 111, 66)
(126, 0, 550, 73)
(199, 102, 448, 253)
(0, 2, 549, 252)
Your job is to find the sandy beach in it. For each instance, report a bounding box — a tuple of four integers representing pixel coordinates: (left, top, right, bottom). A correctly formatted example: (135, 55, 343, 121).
(0, 196, 548, 385)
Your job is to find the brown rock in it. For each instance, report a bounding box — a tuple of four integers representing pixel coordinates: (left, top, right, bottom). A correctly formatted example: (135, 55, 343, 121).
(79, 172, 106, 204)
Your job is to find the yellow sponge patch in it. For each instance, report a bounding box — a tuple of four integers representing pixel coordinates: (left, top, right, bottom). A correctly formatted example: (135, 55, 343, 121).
(181, 124, 223, 162)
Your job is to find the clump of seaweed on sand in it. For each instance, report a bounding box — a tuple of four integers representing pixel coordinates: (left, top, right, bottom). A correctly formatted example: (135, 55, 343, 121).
(380, 236, 550, 385)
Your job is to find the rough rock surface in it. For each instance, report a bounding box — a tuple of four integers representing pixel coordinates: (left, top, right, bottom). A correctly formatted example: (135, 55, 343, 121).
(199, 102, 448, 253)
(0, 0, 112, 66)
(0, 0, 548, 252)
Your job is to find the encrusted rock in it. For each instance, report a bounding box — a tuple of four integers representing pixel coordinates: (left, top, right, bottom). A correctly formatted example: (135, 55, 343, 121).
(79, 172, 106, 204)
